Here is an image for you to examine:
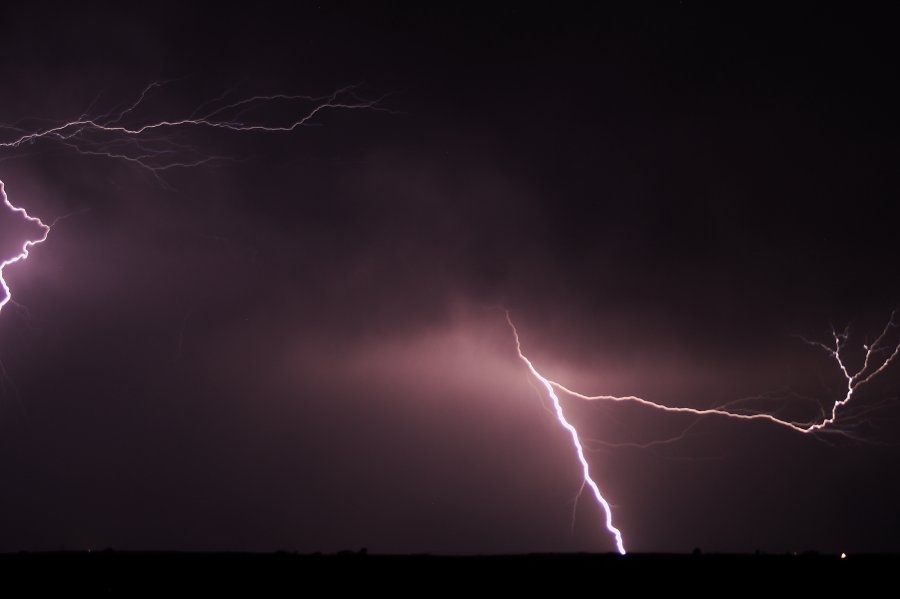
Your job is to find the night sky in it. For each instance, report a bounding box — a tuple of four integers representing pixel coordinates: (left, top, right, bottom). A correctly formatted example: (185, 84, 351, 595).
(0, 3, 899, 554)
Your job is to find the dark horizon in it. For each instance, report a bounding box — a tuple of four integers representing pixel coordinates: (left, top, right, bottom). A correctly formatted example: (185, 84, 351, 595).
(0, 3, 899, 556)
(2, 550, 893, 593)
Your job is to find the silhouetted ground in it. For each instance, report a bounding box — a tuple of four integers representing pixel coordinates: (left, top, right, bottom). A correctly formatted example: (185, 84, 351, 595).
(0, 551, 894, 592)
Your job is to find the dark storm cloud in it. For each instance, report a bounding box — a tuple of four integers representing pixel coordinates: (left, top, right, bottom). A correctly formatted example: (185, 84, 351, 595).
(0, 3, 898, 554)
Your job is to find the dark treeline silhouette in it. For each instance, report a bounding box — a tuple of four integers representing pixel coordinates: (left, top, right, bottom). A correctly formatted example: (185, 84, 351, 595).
(0, 551, 893, 593)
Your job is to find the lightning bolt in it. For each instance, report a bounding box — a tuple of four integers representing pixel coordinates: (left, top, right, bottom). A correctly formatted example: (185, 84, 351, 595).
(0, 180, 50, 316)
(506, 310, 899, 553)
(5, 81, 896, 555)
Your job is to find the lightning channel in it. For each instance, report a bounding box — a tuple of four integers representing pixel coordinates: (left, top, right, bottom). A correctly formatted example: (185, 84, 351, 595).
(0, 180, 50, 316)
(506, 312, 626, 555)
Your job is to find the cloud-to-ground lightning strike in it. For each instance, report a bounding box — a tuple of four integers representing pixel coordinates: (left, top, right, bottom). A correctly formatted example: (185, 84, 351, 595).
(506, 310, 900, 553)
(507, 313, 627, 554)
(0, 82, 384, 318)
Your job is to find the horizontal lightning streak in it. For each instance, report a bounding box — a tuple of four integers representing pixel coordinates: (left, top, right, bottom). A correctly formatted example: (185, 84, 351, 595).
(549, 315, 899, 434)
(0, 83, 388, 183)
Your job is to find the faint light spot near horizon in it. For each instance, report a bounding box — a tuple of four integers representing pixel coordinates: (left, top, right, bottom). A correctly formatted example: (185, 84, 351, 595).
(840, 552, 847, 559)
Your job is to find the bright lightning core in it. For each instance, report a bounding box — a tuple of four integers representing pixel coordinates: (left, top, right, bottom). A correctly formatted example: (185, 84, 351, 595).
(0, 180, 50, 315)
